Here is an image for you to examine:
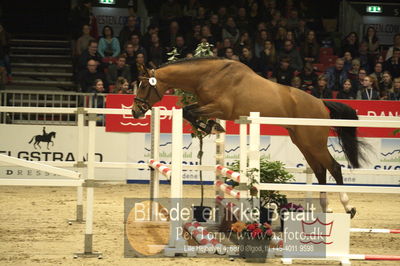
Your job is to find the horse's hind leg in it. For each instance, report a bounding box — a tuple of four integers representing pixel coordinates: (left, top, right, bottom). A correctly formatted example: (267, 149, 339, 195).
(326, 156, 356, 218)
(35, 141, 41, 149)
(309, 147, 356, 218)
(289, 131, 332, 213)
(291, 128, 355, 216)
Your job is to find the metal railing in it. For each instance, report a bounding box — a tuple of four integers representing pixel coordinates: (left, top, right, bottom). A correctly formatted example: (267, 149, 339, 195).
(0, 90, 108, 125)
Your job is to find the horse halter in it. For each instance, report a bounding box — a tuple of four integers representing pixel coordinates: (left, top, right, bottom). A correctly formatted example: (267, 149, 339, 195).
(134, 69, 163, 114)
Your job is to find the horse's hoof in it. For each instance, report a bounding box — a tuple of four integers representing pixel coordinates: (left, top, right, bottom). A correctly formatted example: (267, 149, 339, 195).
(347, 207, 356, 219)
(211, 123, 226, 134)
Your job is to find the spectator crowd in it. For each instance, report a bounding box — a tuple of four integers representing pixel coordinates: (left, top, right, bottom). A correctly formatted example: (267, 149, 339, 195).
(29, 0, 400, 101)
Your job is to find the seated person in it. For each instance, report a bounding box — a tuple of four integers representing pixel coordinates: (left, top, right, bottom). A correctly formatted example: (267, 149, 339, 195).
(273, 56, 295, 86)
(312, 74, 332, 99)
(278, 40, 303, 71)
(98, 25, 121, 60)
(75, 24, 95, 56)
(78, 59, 109, 92)
(325, 58, 348, 91)
(131, 52, 147, 87)
(239, 47, 261, 75)
(299, 63, 317, 92)
(107, 55, 131, 85)
(337, 79, 356, 99)
(112, 77, 131, 94)
(77, 40, 102, 74)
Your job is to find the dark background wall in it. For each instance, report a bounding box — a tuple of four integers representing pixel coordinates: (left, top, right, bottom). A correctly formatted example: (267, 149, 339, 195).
(2, 0, 71, 34)
(0, 0, 359, 35)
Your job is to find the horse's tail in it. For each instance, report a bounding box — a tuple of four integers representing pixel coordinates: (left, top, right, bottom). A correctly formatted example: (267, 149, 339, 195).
(323, 101, 366, 168)
(28, 136, 35, 144)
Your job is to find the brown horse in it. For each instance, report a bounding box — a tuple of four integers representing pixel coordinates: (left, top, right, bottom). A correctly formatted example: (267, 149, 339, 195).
(132, 57, 365, 218)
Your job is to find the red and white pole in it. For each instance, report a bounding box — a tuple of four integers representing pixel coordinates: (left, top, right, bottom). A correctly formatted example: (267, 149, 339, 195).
(148, 159, 172, 179)
(215, 180, 240, 199)
(350, 228, 400, 234)
(349, 254, 400, 261)
(215, 165, 240, 183)
(184, 222, 226, 255)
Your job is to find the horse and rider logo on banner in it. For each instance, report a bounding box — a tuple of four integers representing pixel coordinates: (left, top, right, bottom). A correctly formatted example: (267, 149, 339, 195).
(28, 127, 56, 149)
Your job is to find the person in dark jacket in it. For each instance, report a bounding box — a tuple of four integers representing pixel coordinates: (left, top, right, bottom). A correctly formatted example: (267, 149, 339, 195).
(337, 79, 356, 99)
(119, 15, 141, 48)
(388, 77, 400, 100)
(312, 74, 332, 99)
(274, 56, 295, 86)
(356, 75, 380, 100)
(107, 55, 131, 85)
(299, 63, 317, 92)
(278, 40, 303, 71)
(78, 59, 108, 93)
(77, 40, 102, 73)
(240, 47, 262, 74)
(325, 58, 348, 91)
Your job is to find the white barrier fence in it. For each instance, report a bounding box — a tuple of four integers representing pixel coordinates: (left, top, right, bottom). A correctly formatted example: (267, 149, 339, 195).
(1, 106, 399, 260)
(240, 112, 400, 194)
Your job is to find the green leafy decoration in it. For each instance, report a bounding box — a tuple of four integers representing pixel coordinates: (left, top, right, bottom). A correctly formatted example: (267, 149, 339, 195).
(229, 158, 294, 209)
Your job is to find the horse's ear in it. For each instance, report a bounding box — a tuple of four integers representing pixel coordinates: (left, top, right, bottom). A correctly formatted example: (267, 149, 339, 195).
(137, 64, 149, 77)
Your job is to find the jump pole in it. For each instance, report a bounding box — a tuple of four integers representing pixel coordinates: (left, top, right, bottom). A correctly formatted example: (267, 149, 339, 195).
(150, 107, 161, 221)
(163, 108, 194, 257)
(69, 108, 85, 224)
(0, 154, 80, 179)
(349, 254, 400, 261)
(350, 228, 400, 234)
(248, 112, 260, 199)
(215, 119, 226, 224)
(74, 113, 101, 258)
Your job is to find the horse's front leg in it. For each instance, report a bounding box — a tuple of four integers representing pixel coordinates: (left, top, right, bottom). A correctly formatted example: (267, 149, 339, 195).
(183, 103, 225, 134)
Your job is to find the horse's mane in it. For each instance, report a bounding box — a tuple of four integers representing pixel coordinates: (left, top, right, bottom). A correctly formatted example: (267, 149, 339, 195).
(157, 56, 228, 69)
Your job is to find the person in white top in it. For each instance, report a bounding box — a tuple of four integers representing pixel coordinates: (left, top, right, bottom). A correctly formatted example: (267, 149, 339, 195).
(385, 34, 400, 61)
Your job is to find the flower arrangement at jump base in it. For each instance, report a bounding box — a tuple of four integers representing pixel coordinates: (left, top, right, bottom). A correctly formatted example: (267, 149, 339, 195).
(231, 221, 273, 239)
(231, 221, 273, 263)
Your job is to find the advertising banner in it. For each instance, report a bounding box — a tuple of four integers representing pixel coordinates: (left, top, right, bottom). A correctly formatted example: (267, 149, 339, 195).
(1, 124, 398, 185)
(106, 95, 400, 138)
(362, 16, 400, 45)
(92, 7, 130, 37)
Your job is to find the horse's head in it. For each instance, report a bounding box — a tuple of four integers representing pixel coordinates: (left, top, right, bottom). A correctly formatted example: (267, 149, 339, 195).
(50, 132, 56, 138)
(132, 68, 163, 119)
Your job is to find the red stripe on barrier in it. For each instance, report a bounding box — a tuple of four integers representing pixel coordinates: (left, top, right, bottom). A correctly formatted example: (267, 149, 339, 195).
(162, 168, 170, 174)
(364, 255, 400, 260)
(226, 170, 234, 176)
(216, 195, 223, 202)
(390, 229, 400, 234)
